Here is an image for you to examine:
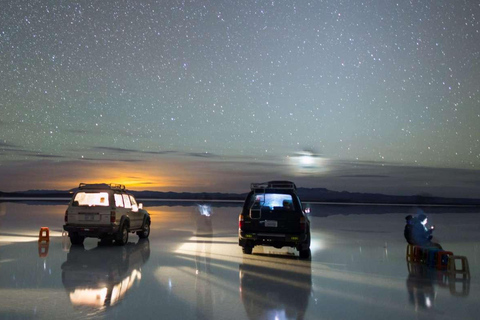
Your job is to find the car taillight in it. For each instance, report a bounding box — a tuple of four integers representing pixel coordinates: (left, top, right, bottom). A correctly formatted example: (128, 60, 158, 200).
(110, 210, 116, 223)
(64, 210, 68, 223)
(238, 214, 244, 229)
(300, 216, 306, 231)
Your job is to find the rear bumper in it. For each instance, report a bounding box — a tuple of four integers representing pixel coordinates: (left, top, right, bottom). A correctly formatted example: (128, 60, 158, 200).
(239, 230, 308, 249)
(63, 224, 119, 238)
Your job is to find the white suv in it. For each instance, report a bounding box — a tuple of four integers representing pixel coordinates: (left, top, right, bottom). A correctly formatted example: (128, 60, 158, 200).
(63, 183, 151, 246)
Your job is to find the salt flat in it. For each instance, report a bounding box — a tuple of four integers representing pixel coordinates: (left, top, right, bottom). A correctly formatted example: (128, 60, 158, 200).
(0, 202, 479, 319)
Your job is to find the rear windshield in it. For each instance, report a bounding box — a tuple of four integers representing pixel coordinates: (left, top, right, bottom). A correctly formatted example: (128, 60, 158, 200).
(73, 192, 110, 207)
(249, 193, 295, 211)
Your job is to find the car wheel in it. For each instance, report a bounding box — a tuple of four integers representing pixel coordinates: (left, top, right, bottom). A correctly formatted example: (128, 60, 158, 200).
(116, 223, 129, 246)
(137, 220, 150, 239)
(70, 233, 85, 246)
(242, 245, 253, 254)
(299, 248, 311, 259)
(99, 238, 113, 245)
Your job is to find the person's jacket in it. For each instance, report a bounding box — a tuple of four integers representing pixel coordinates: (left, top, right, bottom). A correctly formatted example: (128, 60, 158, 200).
(411, 219, 433, 246)
(404, 216, 415, 245)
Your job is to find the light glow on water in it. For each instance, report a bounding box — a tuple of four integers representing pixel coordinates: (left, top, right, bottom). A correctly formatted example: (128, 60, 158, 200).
(69, 288, 109, 308)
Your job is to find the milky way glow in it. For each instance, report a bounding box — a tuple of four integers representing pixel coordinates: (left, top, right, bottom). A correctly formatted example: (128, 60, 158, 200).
(1, 1, 479, 197)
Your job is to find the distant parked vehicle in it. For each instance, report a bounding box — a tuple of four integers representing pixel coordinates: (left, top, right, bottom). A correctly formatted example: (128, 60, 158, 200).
(238, 181, 311, 259)
(63, 183, 150, 246)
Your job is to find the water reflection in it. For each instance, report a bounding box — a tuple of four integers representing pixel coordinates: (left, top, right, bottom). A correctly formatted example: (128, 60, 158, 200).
(61, 239, 150, 310)
(38, 242, 49, 258)
(239, 260, 312, 320)
(194, 205, 213, 320)
(406, 261, 470, 310)
(0, 202, 6, 217)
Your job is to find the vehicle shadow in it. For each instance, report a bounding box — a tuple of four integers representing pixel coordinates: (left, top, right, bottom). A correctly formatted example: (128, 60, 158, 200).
(61, 239, 150, 310)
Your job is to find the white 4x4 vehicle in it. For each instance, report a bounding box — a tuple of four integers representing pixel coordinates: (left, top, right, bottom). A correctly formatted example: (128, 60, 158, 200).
(63, 183, 151, 246)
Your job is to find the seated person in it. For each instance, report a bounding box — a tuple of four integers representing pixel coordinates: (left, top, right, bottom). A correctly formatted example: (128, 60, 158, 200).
(404, 215, 415, 245)
(406, 213, 442, 249)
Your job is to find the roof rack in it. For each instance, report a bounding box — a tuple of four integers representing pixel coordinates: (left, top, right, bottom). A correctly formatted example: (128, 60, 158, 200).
(78, 183, 126, 190)
(250, 181, 297, 191)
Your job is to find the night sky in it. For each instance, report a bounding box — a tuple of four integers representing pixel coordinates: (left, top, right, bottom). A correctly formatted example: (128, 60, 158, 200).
(1, 1, 479, 197)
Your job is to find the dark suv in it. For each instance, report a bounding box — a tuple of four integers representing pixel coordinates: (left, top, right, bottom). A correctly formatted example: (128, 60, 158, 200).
(238, 181, 311, 259)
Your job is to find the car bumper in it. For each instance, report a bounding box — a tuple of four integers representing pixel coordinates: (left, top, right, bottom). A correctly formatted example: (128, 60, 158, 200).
(239, 230, 308, 248)
(63, 224, 119, 237)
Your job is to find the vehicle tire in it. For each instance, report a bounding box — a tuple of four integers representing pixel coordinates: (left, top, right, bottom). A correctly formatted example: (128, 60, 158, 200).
(242, 245, 253, 254)
(137, 219, 150, 239)
(99, 238, 113, 246)
(69, 233, 85, 246)
(115, 223, 129, 246)
(139, 239, 151, 262)
(299, 248, 311, 259)
(299, 232, 311, 259)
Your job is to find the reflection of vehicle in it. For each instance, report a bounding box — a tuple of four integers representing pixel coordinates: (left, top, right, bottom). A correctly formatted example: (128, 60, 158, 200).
(61, 239, 150, 309)
(64, 183, 150, 245)
(239, 261, 312, 320)
(239, 181, 311, 258)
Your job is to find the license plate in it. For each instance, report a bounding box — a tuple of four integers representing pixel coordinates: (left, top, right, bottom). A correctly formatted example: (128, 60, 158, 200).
(84, 214, 96, 221)
(264, 220, 278, 227)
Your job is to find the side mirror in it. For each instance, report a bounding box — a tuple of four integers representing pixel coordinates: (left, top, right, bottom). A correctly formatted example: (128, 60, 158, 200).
(139, 203, 143, 210)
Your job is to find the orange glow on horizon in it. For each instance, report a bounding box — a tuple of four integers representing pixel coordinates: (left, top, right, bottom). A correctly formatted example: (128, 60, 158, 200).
(0, 158, 227, 192)
(46, 160, 200, 192)
(55, 166, 184, 191)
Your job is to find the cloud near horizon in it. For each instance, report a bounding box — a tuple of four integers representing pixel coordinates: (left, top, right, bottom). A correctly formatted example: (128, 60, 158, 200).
(0, 156, 479, 199)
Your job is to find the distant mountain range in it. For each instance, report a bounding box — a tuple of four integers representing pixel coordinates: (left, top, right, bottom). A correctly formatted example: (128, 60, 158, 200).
(1, 188, 479, 205)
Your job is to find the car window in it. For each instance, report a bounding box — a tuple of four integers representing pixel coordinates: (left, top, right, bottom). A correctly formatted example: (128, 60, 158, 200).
(122, 194, 132, 209)
(249, 193, 295, 211)
(130, 195, 138, 212)
(114, 194, 124, 208)
(73, 192, 110, 207)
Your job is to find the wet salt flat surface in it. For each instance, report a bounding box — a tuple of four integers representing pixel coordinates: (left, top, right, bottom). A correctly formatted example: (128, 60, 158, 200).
(0, 202, 479, 319)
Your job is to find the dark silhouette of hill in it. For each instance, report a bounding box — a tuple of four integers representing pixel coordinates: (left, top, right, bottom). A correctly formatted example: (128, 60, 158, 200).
(1, 187, 480, 205)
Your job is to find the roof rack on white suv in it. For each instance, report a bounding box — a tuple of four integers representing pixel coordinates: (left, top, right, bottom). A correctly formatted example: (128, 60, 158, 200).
(78, 183, 126, 190)
(250, 181, 297, 191)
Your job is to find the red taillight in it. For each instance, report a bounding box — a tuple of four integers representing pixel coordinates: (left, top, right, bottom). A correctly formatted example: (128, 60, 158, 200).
(110, 210, 116, 223)
(300, 217, 306, 231)
(64, 210, 68, 223)
(238, 214, 244, 229)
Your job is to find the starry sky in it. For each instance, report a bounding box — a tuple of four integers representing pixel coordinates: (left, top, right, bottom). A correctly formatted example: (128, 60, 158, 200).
(1, 1, 479, 197)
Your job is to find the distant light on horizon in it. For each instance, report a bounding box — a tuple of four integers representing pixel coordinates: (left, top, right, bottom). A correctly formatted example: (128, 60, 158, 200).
(289, 150, 327, 175)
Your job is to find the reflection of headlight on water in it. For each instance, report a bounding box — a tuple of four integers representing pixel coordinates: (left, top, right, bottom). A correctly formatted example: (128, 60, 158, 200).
(425, 296, 432, 308)
(310, 238, 326, 252)
(198, 204, 211, 217)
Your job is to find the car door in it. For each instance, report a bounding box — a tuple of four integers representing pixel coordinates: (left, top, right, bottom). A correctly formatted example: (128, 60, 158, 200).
(122, 194, 134, 227)
(114, 193, 129, 224)
(129, 195, 143, 229)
